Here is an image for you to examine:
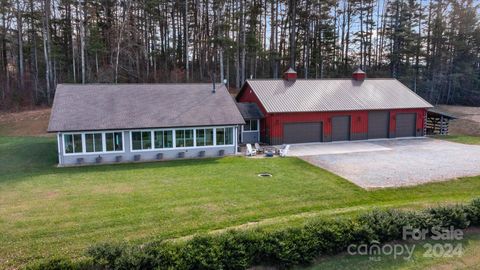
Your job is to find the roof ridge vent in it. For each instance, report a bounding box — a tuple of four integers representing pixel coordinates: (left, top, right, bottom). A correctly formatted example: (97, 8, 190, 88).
(283, 67, 297, 82)
(352, 68, 366, 81)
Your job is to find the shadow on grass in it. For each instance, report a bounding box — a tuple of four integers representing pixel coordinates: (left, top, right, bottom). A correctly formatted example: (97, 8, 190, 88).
(0, 136, 227, 184)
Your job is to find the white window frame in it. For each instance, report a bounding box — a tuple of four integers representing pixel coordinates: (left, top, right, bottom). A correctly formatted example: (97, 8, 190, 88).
(243, 119, 259, 132)
(63, 133, 83, 155)
(104, 131, 125, 152)
(195, 128, 215, 147)
(241, 119, 260, 143)
(84, 132, 104, 154)
(174, 128, 195, 148)
(129, 126, 236, 152)
(130, 130, 154, 151)
(62, 131, 125, 156)
(153, 129, 175, 149)
(215, 127, 235, 146)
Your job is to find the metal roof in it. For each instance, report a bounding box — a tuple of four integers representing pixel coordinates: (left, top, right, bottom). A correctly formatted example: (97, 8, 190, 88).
(244, 79, 433, 113)
(284, 67, 297, 74)
(48, 84, 245, 132)
(428, 108, 457, 119)
(236, 102, 264, 119)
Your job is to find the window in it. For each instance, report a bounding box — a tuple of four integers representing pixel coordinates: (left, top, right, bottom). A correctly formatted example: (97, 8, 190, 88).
(185, 129, 194, 147)
(176, 130, 184, 147)
(131, 131, 151, 150)
(216, 128, 225, 145)
(196, 128, 214, 146)
(175, 129, 194, 148)
(85, 133, 103, 153)
(206, 129, 214, 146)
(196, 129, 205, 146)
(154, 130, 173, 148)
(244, 120, 258, 131)
(225, 127, 233, 144)
(142, 131, 151, 149)
(216, 127, 233, 145)
(106, 132, 123, 152)
(64, 134, 82, 154)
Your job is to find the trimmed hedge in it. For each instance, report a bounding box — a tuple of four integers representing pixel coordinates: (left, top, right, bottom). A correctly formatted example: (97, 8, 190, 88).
(27, 198, 480, 270)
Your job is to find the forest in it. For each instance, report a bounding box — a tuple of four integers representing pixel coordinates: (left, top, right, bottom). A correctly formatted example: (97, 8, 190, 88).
(0, 0, 479, 110)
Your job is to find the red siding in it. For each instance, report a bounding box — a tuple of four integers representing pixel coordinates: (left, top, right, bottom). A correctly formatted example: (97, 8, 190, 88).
(237, 84, 427, 144)
(237, 84, 269, 140)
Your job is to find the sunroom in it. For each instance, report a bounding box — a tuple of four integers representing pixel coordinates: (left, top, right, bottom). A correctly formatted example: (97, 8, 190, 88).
(58, 126, 237, 165)
(48, 84, 245, 166)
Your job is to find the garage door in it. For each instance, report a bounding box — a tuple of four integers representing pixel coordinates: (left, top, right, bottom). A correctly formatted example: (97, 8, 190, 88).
(283, 122, 323, 144)
(396, 113, 416, 137)
(332, 116, 351, 141)
(368, 111, 390, 139)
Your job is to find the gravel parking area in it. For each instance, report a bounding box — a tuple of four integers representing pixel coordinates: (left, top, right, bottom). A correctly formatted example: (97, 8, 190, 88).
(298, 138, 480, 189)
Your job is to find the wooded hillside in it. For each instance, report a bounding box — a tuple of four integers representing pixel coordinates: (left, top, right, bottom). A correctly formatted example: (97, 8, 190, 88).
(1, 0, 479, 109)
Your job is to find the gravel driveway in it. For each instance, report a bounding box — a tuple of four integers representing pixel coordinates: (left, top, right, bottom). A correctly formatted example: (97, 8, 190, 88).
(296, 138, 480, 189)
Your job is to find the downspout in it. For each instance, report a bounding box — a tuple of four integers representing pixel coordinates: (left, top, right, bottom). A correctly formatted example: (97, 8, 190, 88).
(57, 132, 63, 166)
(234, 125, 239, 155)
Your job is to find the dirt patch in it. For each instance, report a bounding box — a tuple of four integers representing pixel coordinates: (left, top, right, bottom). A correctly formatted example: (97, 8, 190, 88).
(436, 105, 480, 136)
(0, 108, 51, 137)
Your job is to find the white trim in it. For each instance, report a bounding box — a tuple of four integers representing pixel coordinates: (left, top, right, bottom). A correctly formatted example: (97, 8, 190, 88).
(243, 119, 259, 132)
(234, 126, 238, 154)
(130, 130, 154, 152)
(57, 132, 63, 165)
(193, 128, 197, 147)
(62, 130, 125, 156)
(240, 119, 260, 143)
(129, 126, 235, 153)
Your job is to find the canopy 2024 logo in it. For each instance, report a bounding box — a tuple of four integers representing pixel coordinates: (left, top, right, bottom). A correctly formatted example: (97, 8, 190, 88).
(347, 226, 464, 261)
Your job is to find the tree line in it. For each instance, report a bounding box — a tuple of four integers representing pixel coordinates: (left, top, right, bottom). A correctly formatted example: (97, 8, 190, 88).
(1, 0, 479, 109)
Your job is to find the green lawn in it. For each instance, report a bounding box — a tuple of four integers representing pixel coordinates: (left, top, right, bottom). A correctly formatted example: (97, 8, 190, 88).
(1, 136, 480, 268)
(433, 134, 480, 145)
(306, 230, 480, 270)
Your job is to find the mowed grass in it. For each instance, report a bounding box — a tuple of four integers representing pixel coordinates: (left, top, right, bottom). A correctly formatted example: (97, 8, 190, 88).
(1, 136, 480, 268)
(433, 134, 480, 145)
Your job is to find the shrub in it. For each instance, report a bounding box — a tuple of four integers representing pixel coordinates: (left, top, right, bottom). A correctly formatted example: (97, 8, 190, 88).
(217, 230, 258, 269)
(109, 245, 156, 270)
(145, 241, 184, 269)
(26, 198, 480, 270)
(358, 209, 426, 242)
(25, 257, 93, 270)
(466, 198, 480, 226)
(255, 227, 316, 267)
(177, 235, 224, 270)
(86, 242, 126, 269)
(425, 204, 470, 229)
(304, 219, 358, 255)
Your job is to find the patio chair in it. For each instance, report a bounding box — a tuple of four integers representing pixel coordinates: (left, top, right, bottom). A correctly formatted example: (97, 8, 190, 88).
(254, 143, 264, 153)
(246, 143, 257, 156)
(279, 145, 290, 157)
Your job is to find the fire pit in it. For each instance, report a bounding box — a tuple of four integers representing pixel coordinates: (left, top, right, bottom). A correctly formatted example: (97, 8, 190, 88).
(264, 150, 274, 157)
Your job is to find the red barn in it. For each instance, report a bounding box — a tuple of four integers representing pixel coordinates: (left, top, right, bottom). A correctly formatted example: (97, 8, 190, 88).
(236, 69, 433, 145)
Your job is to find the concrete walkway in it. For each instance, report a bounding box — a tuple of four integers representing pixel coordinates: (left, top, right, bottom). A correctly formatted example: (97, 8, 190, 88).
(291, 138, 480, 189)
(288, 140, 392, 156)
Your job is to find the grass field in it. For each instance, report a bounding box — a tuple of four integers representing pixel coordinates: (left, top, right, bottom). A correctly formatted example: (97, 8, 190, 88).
(1, 136, 480, 268)
(433, 134, 480, 145)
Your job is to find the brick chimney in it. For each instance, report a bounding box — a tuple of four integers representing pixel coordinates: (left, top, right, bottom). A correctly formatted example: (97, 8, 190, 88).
(283, 67, 297, 81)
(352, 68, 366, 81)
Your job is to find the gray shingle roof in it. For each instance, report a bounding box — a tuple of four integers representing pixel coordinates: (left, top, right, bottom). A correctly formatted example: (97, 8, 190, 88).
(236, 103, 264, 119)
(48, 84, 245, 132)
(244, 79, 433, 113)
